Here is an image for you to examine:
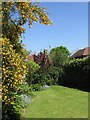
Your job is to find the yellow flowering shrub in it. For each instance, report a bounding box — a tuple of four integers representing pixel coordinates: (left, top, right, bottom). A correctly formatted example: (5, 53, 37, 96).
(1, 2, 52, 119)
(2, 38, 27, 104)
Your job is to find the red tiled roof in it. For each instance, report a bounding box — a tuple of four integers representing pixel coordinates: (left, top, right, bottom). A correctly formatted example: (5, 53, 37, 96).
(71, 47, 90, 58)
(28, 55, 34, 61)
(83, 47, 90, 56)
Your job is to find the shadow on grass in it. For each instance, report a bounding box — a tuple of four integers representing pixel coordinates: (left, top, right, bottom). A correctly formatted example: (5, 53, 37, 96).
(58, 84, 90, 92)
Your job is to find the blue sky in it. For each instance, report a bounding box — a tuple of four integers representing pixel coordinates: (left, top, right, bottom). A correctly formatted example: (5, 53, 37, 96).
(22, 2, 88, 54)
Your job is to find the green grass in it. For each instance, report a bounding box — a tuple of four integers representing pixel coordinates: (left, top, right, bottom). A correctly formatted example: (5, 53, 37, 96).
(22, 85, 88, 118)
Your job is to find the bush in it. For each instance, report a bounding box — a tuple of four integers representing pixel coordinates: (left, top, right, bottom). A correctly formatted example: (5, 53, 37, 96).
(58, 57, 89, 89)
(2, 94, 26, 120)
(2, 38, 28, 120)
(2, 2, 52, 119)
(18, 82, 32, 96)
(26, 60, 40, 86)
(45, 75, 54, 86)
(30, 84, 42, 91)
(2, 38, 27, 104)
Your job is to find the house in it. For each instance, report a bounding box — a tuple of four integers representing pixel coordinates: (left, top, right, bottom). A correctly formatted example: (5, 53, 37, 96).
(71, 47, 90, 58)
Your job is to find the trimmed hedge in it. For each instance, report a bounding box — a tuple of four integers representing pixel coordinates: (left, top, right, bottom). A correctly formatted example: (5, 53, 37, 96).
(58, 57, 89, 89)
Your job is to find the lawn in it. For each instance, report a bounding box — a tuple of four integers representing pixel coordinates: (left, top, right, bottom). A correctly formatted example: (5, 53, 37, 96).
(22, 85, 88, 118)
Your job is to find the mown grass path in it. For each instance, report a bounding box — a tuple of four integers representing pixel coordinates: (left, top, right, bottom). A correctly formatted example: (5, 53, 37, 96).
(22, 85, 88, 118)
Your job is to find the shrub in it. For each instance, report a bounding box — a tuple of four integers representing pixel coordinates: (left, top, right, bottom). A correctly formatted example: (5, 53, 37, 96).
(32, 70, 47, 85)
(26, 60, 40, 86)
(30, 84, 42, 91)
(2, 38, 27, 105)
(58, 57, 89, 89)
(2, 2, 52, 119)
(2, 38, 28, 120)
(2, 94, 26, 120)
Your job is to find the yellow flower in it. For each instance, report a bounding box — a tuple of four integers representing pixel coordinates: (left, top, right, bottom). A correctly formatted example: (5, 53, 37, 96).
(18, 74, 22, 79)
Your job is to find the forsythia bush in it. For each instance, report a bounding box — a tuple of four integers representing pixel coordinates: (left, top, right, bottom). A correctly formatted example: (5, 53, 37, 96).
(2, 37, 27, 105)
(2, 1, 52, 119)
(2, 1, 52, 103)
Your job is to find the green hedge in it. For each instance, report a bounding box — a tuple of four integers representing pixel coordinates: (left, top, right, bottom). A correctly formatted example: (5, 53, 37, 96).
(58, 57, 89, 89)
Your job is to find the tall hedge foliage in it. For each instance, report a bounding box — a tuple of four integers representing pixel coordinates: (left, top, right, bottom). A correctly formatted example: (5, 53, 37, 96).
(58, 57, 89, 89)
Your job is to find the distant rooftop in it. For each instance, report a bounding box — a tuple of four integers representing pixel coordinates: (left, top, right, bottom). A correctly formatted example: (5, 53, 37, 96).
(71, 47, 90, 58)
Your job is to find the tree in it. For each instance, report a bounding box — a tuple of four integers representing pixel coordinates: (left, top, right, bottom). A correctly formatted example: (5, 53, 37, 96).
(49, 46, 70, 67)
(34, 49, 51, 68)
(2, 2, 52, 119)
(49, 46, 70, 84)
